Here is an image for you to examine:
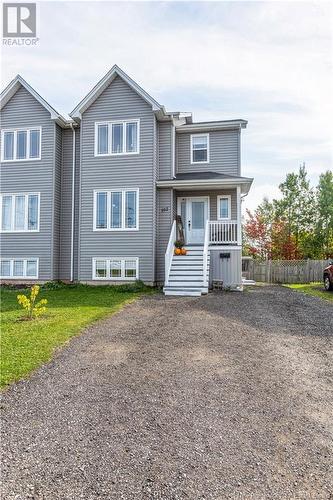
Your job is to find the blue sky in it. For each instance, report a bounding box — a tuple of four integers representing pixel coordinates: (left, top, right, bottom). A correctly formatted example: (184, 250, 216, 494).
(2, 1, 332, 212)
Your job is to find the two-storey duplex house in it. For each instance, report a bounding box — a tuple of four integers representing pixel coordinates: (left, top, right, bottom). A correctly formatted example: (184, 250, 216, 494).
(0, 65, 252, 296)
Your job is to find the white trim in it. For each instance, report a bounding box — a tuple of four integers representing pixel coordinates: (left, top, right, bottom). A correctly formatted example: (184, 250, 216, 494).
(93, 189, 139, 231)
(70, 124, 76, 282)
(0, 257, 39, 279)
(94, 119, 140, 157)
(217, 195, 231, 220)
(190, 133, 209, 164)
(1, 127, 42, 162)
(236, 185, 242, 245)
(156, 178, 253, 195)
(0, 192, 40, 233)
(92, 257, 139, 281)
(176, 120, 247, 133)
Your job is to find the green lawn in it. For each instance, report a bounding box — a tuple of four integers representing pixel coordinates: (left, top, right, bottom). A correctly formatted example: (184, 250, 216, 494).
(0, 283, 153, 388)
(284, 283, 333, 302)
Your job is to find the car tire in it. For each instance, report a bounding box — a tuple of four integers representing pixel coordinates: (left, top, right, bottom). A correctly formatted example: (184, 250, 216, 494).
(324, 275, 333, 291)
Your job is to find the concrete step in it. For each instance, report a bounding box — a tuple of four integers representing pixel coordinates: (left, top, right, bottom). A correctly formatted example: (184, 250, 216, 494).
(164, 289, 202, 297)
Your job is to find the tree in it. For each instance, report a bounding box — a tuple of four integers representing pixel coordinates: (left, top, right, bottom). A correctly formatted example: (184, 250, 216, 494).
(316, 170, 333, 257)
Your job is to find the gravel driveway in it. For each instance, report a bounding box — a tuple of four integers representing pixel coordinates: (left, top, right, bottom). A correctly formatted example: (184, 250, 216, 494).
(1, 286, 332, 500)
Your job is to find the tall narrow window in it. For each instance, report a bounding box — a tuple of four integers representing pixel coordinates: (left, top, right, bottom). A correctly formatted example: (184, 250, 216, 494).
(29, 130, 40, 159)
(112, 123, 123, 154)
(94, 190, 138, 230)
(0, 193, 39, 232)
(218, 196, 231, 220)
(95, 260, 107, 278)
(1, 195, 12, 231)
(0, 260, 11, 277)
(28, 194, 39, 230)
(191, 134, 209, 163)
(26, 260, 38, 277)
(110, 192, 122, 229)
(126, 122, 138, 153)
(125, 191, 137, 229)
(97, 124, 108, 155)
(110, 260, 121, 278)
(96, 192, 107, 229)
(17, 131, 27, 160)
(14, 195, 25, 231)
(3, 132, 14, 160)
(1, 128, 41, 161)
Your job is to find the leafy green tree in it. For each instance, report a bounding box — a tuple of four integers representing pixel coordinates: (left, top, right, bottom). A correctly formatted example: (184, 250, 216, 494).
(316, 170, 333, 257)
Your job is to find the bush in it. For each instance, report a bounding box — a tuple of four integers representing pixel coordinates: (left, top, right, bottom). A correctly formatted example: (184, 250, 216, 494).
(17, 285, 48, 320)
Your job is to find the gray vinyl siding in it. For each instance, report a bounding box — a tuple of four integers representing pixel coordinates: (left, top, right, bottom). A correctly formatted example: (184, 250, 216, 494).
(79, 76, 156, 283)
(52, 124, 62, 279)
(158, 121, 173, 180)
(59, 126, 80, 281)
(175, 189, 237, 220)
(176, 129, 240, 176)
(0, 86, 55, 280)
(156, 188, 173, 282)
(209, 248, 242, 287)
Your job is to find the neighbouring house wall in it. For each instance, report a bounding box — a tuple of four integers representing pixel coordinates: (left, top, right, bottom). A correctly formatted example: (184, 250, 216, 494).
(176, 129, 240, 176)
(0, 86, 55, 281)
(156, 188, 173, 282)
(59, 126, 80, 281)
(209, 248, 242, 287)
(175, 189, 237, 220)
(79, 75, 156, 283)
(158, 121, 173, 180)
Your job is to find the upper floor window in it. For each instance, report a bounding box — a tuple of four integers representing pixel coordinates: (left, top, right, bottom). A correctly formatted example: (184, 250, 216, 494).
(95, 120, 139, 156)
(1, 128, 41, 162)
(0, 193, 40, 232)
(217, 195, 231, 220)
(191, 134, 209, 164)
(94, 189, 139, 230)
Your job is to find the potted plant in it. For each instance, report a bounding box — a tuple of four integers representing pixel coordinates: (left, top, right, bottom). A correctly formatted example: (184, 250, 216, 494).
(174, 240, 187, 255)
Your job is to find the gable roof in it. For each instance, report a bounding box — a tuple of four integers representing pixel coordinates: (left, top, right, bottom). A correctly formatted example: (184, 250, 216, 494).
(70, 64, 169, 121)
(0, 75, 72, 127)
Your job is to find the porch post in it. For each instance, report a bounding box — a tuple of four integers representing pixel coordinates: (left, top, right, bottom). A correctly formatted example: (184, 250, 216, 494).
(236, 185, 242, 245)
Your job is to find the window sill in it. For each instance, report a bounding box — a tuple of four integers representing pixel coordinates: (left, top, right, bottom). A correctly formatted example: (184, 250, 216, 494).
(0, 230, 40, 233)
(93, 277, 138, 281)
(93, 228, 139, 232)
(94, 152, 140, 158)
(190, 160, 210, 165)
(1, 158, 41, 163)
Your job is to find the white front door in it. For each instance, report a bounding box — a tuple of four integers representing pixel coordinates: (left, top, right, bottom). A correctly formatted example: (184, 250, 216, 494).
(178, 197, 209, 244)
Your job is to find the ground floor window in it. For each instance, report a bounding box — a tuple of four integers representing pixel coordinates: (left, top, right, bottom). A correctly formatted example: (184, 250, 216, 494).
(92, 257, 139, 280)
(0, 258, 38, 279)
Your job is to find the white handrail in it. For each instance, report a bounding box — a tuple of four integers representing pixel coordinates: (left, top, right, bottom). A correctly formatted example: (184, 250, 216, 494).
(165, 220, 176, 286)
(202, 220, 210, 288)
(209, 220, 238, 244)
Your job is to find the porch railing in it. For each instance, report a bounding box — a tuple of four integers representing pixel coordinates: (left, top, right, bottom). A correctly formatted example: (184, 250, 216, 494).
(209, 220, 238, 245)
(165, 220, 176, 285)
(202, 221, 210, 288)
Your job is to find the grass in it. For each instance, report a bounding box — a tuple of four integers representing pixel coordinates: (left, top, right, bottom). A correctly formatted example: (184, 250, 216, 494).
(284, 282, 333, 302)
(0, 282, 154, 388)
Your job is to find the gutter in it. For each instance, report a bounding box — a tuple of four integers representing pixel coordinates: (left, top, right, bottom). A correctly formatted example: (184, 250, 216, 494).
(70, 123, 76, 282)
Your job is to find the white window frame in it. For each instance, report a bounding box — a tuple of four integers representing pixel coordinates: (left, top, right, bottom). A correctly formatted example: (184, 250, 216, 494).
(92, 257, 139, 281)
(93, 189, 139, 231)
(0, 258, 39, 279)
(94, 120, 140, 157)
(217, 195, 231, 220)
(190, 133, 209, 164)
(1, 127, 42, 162)
(0, 192, 40, 233)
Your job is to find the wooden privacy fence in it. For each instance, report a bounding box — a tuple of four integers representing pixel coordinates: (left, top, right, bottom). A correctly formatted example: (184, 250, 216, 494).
(242, 259, 331, 284)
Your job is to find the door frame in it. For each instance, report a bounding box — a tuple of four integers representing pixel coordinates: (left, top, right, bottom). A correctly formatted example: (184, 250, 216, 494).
(177, 196, 210, 244)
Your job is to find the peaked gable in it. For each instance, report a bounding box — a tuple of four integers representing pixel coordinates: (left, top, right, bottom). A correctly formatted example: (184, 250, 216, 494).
(0, 75, 71, 127)
(70, 64, 165, 120)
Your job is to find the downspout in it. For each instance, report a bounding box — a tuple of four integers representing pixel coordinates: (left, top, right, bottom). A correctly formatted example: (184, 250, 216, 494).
(70, 123, 76, 282)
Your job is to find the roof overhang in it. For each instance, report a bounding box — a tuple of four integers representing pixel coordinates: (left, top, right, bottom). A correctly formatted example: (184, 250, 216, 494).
(71, 64, 166, 121)
(176, 120, 247, 133)
(0, 75, 72, 128)
(156, 176, 253, 194)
